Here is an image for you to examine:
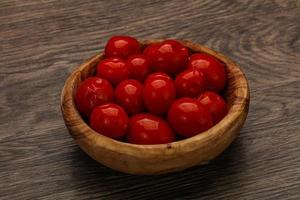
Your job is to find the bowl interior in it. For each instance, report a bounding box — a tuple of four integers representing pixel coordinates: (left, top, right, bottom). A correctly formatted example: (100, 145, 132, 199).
(71, 40, 244, 116)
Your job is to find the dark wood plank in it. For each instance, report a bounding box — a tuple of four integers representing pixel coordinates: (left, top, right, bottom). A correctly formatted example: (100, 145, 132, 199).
(0, 0, 299, 199)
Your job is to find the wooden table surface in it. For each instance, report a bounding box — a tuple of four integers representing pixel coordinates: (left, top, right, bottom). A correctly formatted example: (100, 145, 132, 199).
(1, 0, 300, 199)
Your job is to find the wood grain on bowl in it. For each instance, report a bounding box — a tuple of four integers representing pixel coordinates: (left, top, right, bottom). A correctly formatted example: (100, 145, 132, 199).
(61, 40, 250, 175)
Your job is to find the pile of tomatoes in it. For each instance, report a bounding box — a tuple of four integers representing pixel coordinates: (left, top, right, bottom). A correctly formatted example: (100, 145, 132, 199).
(75, 36, 228, 145)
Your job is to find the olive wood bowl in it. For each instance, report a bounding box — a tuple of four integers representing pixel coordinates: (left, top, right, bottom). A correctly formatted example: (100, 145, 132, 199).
(61, 40, 250, 175)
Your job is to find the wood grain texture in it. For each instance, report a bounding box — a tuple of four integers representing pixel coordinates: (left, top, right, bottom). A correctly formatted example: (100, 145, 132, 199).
(0, 0, 299, 199)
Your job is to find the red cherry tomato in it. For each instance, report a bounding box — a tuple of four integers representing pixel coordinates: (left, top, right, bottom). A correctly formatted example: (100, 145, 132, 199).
(197, 91, 228, 124)
(105, 36, 141, 59)
(188, 53, 226, 92)
(163, 39, 183, 49)
(127, 54, 151, 83)
(168, 98, 213, 138)
(96, 58, 130, 85)
(144, 72, 172, 84)
(175, 68, 205, 98)
(128, 113, 175, 144)
(115, 79, 144, 115)
(90, 103, 128, 139)
(75, 77, 114, 118)
(143, 43, 161, 56)
(143, 40, 189, 75)
(143, 73, 176, 114)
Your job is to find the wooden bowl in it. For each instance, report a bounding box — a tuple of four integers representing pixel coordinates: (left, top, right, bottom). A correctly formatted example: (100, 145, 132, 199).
(61, 40, 250, 175)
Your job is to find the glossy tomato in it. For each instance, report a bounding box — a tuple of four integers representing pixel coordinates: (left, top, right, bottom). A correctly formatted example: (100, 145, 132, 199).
(115, 79, 144, 115)
(144, 72, 172, 84)
(198, 91, 228, 124)
(143, 40, 189, 75)
(168, 98, 213, 138)
(75, 77, 114, 118)
(143, 43, 160, 56)
(143, 73, 176, 114)
(175, 68, 205, 98)
(188, 53, 226, 92)
(105, 36, 141, 59)
(127, 113, 175, 144)
(96, 58, 130, 85)
(89, 103, 128, 139)
(127, 54, 151, 83)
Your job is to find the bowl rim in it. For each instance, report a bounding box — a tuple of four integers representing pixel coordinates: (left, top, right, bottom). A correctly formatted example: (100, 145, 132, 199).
(61, 39, 250, 158)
